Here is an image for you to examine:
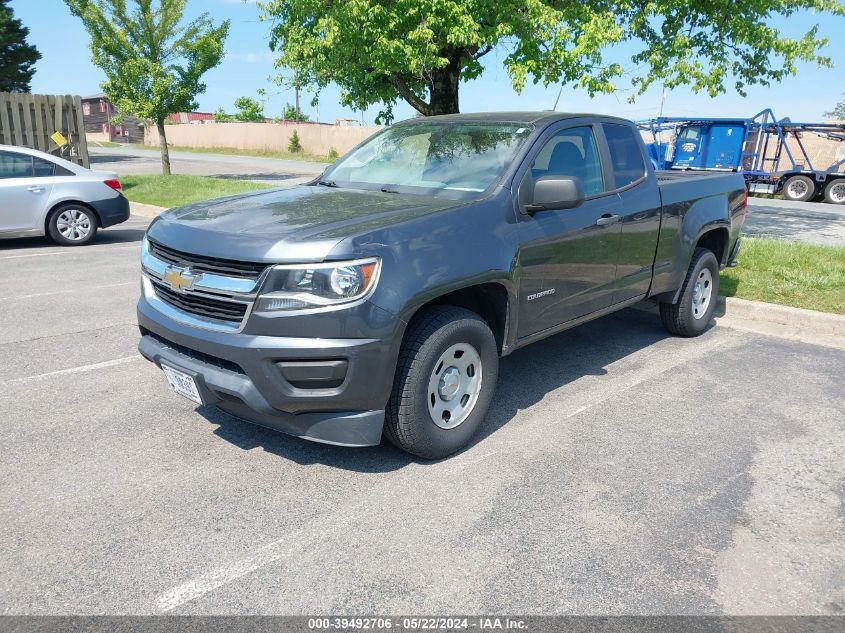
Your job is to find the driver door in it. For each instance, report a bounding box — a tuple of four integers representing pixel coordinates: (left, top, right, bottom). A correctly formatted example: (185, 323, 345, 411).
(515, 123, 623, 337)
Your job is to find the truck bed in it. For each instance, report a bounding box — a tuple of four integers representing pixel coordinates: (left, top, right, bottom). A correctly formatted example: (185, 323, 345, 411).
(656, 169, 745, 207)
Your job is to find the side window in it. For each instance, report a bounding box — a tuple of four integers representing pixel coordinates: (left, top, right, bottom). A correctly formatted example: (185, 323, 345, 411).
(529, 126, 604, 197)
(680, 126, 701, 140)
(33, 157, 56, 177)
(0, 151, 34, 178)
(603, 123, 646, 189)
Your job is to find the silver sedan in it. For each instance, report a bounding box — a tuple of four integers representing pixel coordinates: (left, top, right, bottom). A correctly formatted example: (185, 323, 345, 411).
(0, 144, 130, 246)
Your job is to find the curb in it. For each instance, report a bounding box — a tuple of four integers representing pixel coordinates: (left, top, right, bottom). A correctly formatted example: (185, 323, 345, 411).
(715, 296, 845, 337)
(130, 202, 168, 218)
(714, 296, 845, 349)
(636, 296, 845, 349)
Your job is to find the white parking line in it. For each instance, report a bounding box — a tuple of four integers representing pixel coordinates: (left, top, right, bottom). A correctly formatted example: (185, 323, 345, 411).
(156, 535, 310, 612)
(6, 355, 142, 385)
(0, 282, 135, 302)
(0, 252, 68, 260)
(0, 244, 140, 260)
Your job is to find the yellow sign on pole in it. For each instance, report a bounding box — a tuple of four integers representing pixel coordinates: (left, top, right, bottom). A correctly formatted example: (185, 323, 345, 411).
(51, 131, 68, 147)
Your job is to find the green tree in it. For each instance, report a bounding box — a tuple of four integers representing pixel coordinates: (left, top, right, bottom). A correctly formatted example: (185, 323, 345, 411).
(233, 96, 264, 122)
(826, 95, 845, 120)
(283, 102, 309, 121)
(260, 0, 845, 123)
(287, 129, 301, 153)
(0, 0, 41, 92)
(213, 106, 233, 122)
(66, 0, 230, 175)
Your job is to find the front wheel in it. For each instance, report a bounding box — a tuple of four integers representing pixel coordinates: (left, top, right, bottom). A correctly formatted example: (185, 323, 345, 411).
(782, 175, 815, 202)
(824, 179, 845, 205)
(660, 247, 719, 337)
(385, 306, 499, 459)
(47, 204, 98, 246)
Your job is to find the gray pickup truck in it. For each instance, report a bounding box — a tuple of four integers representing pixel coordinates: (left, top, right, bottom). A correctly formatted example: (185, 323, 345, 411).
(138, 112, 746, 458)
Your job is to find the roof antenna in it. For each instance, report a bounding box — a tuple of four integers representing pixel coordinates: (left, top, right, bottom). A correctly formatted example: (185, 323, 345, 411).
(551, 85, 564, 111)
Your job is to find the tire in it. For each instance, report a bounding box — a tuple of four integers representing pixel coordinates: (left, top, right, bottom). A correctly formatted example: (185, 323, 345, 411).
(782, 175, 815, 202)
(824, 179, 845, 205)
(660, 247, 719, 337)
(385, 305, 499, 459)
(47, 203, 98, 246)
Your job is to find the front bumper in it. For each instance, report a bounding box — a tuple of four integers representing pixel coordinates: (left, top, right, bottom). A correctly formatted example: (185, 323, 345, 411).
(137, 296, 400, 447)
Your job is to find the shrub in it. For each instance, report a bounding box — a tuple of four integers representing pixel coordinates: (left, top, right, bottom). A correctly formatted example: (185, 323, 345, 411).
(288, 130, 302, 153)
(327, 147, 339, 161)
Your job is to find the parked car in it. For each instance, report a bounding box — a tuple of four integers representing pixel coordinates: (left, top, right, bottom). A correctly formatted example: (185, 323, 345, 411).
(0, 144, 129, 245)
(137, 112, 746, 459)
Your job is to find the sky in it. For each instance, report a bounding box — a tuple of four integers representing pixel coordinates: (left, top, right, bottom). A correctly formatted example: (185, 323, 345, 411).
(11, 0, 845, 125)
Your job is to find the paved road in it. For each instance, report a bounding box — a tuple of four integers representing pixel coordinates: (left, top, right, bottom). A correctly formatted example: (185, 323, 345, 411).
(742, 198, 844, 246)
(89, 146, 326, 185)
(1, 223, 843, 616)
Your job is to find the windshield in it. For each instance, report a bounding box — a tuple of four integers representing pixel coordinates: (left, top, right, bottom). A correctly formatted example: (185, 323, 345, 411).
(324, 121, 533, 197)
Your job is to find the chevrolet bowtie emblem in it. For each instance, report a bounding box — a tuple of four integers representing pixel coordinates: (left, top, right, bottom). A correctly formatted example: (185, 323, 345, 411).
(162, 265, 202, 293)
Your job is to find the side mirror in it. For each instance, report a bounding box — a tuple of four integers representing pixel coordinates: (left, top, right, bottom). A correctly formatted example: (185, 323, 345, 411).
(524, 176, 584, 213)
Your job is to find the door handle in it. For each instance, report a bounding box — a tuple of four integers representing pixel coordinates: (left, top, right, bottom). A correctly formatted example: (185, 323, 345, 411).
(26, 186, 44, 193)
(595, 214, 621, 226)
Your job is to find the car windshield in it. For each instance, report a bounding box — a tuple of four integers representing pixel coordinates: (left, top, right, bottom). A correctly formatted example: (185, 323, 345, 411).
(324, 121, 533, 197)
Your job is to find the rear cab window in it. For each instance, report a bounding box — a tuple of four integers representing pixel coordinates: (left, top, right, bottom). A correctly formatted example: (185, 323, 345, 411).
(603, 123, 647, 190)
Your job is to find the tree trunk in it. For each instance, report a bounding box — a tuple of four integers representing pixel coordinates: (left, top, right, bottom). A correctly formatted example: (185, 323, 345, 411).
(156, 118, 171, 176)
(428, 59, 461, 115)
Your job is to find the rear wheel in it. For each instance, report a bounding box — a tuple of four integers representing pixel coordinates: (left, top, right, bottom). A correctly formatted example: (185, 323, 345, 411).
(782, 175, 815, 202)
(47, 203, 98, 246)
(660, 247, 719, 337)
(385, 306, 498, 459)
(824, 179, 845, 205)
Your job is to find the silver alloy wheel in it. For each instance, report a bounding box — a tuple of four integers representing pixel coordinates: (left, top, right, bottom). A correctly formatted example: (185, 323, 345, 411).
(829, 181, 845, 204)
(691, 267, 713, 320)
(786, 179, 808, 199)
(427, 342, 483, 429)
(56, 208, 92, 241)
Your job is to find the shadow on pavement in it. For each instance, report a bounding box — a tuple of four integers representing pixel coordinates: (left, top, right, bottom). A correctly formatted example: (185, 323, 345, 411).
(0, 227, 147, 251)
(89, 154, 140, 164)
(744, 203, 845, 245)
(213, 173, 305, 182)
(199, 306, 674, 473)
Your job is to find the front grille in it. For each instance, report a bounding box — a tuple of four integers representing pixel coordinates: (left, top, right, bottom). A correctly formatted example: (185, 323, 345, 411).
(151, 279, 248, 324)
(148, 239, 267, 279)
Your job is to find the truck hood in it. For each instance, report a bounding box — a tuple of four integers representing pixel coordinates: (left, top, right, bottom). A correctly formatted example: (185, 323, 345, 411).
(146, 185, 464, 263)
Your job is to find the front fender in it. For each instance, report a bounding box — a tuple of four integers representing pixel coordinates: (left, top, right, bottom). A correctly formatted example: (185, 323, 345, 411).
(331, 191, 520, 353)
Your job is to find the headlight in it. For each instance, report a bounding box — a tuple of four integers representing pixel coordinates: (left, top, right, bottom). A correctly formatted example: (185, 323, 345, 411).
(255, 258, 381, 312)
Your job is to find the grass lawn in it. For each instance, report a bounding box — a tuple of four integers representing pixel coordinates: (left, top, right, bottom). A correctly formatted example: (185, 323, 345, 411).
(121, 175, 272, 209)
(720, 237, 845, 314)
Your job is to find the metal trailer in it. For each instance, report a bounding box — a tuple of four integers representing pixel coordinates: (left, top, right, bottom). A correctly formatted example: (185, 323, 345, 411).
(638, 108, 845, 204)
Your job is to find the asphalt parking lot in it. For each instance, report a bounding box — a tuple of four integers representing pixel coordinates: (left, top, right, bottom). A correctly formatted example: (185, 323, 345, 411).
(1, 219, 844, 615)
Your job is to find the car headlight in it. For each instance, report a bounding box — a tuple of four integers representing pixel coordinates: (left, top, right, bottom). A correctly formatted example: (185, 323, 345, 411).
(255, 258, 381, 312)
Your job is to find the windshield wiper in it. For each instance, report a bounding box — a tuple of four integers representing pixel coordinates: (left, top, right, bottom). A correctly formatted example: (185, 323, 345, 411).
(380, 184, 400, 193)
(317, 179, 338, 187)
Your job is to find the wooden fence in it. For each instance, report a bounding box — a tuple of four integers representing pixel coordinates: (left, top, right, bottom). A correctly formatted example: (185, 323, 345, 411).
(0, 93, 90, 168)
